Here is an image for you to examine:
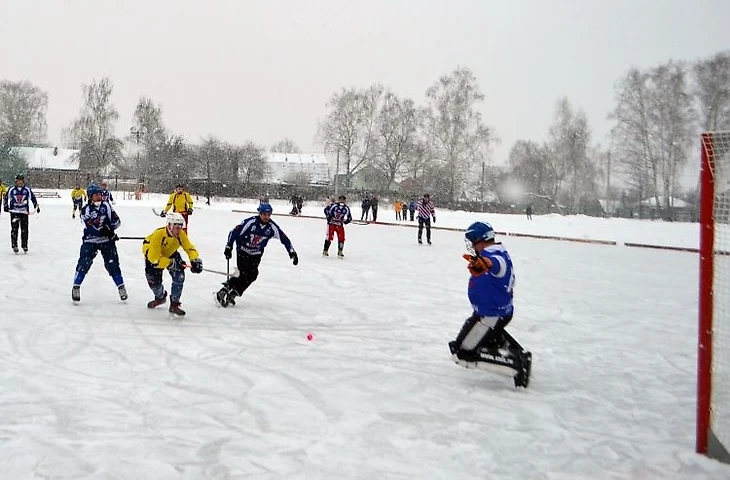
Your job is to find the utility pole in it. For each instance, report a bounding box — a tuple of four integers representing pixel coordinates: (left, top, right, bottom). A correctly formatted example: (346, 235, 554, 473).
(481, 161, 485, 212)
(130, 126, 143, 182)
(606, 151, 611, 216)
(334, 148, 340, 197)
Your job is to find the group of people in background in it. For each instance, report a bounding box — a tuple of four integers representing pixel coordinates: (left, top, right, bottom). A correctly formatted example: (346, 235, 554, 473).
(360, 194, 379, 222)
(393, 199, 418, 221)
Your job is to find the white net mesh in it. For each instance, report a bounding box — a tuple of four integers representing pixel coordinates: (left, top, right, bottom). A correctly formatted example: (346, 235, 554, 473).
(707, 131, 730, 455)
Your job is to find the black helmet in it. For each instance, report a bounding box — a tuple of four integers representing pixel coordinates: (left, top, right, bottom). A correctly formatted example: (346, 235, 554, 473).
(15, 174, 24, 180)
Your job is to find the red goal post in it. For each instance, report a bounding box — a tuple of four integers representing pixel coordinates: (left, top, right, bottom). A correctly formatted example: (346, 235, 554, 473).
(697, 131, 730, 461)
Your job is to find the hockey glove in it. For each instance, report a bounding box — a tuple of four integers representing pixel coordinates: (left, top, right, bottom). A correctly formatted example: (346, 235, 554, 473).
(223, 245, 233, 260)
(344, 218, 351, 225)
(289, 250, 299, 266)
(462, 254, 492, 276)
(190, 258, 203, 274)
(187, 208, 193, 215)
(3, 206, 8, 212)
(36, 206, 41, 214)
(159, 211, 166, 218)
(432, 216, 436, 223)
(99, 225, 116, 239)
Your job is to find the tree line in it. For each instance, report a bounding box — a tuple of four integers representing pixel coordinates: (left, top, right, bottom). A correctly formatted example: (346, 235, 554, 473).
(1, 50, 729, 218)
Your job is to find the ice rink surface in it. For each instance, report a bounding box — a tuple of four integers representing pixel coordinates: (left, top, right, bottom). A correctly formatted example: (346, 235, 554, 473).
(0, 194, 727, 479)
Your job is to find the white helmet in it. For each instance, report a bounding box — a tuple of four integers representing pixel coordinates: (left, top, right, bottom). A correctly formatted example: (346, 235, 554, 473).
(166, 212, 185, 228)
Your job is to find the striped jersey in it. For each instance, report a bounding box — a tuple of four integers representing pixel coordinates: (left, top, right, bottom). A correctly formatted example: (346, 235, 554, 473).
(416, 199, 435, 220)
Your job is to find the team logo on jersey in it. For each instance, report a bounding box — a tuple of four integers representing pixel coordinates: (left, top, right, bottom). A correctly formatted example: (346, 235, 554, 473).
(248, 234, 265, 246)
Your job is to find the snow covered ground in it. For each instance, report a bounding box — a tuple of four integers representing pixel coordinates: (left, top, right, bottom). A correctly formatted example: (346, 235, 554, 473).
(0, 192, 726, 479)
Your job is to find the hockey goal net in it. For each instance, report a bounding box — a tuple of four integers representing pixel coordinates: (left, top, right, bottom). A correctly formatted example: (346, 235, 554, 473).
(698, 131, 730, 461)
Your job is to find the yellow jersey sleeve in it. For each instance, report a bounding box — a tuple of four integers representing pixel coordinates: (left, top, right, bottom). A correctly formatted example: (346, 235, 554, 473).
(178, 230, 199, 262)
(164, 193, 176, 213)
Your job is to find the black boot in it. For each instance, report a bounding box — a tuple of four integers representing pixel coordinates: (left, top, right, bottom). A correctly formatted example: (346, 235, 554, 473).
(169, 301, 186, 316)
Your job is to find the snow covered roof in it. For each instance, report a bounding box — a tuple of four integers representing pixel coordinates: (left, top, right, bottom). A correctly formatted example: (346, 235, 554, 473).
(260, 152, 330, 185)
(640, 197, 690, 208)
(12, 147, 80, 171)
(267, 152, 329, 164)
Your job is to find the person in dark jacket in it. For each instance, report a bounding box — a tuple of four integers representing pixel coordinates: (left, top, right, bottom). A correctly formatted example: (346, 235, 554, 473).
(361, 196, 371, 222)
(370, 195, 379, 222)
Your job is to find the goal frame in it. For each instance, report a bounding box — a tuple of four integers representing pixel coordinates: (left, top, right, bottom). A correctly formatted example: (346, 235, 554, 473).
(697, 131, 730, 461)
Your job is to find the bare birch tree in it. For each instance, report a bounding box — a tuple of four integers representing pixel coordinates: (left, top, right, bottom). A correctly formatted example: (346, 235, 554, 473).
(63, 77, 123, 177)
(422, 67, 493, 201)
(317, 85, 383, 187)
(693, 50, 730, 131)
(0, 80, 48, 146)
(610, 62, 695, 218)
(372, 90, 419, 190)
(508, 140, 557, 199)
(547, 98, 595, 212)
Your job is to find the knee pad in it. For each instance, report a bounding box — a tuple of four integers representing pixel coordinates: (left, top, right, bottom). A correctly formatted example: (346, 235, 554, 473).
(146, 271, 162, 287)
(461, 316, 499, 350)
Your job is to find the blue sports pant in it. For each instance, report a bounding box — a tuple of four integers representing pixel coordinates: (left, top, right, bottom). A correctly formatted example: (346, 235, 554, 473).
(74, 241, 124, 286)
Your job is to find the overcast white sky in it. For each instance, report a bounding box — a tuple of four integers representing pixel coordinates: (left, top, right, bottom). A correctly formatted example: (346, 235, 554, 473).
(2, 0, 729, 183)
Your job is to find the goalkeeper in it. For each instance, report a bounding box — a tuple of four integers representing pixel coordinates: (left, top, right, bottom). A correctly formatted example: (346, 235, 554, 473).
(448, 221, 531, 388)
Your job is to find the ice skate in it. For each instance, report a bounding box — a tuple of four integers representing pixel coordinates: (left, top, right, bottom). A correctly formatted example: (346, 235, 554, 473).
(169, 301, 186, 317)
(118, 284, 128, 301)
(72, 285, 81, 304)
(147, 291, 168, 309)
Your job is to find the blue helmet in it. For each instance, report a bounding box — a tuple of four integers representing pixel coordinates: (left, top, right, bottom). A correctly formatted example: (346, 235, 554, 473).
(87, 183, 103, 199)
(257, 202, 273, 214)
(465, 221, 495, 244)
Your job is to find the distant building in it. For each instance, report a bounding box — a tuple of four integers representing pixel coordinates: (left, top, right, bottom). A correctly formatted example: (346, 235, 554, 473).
(11, 146, 84, 188)
(260, 152, 330, 186)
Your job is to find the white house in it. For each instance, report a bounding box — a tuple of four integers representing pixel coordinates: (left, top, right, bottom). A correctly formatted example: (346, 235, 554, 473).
(640, 196, 690, 208)
(261, 152, 330, 185)
(12, 146, 80, 171)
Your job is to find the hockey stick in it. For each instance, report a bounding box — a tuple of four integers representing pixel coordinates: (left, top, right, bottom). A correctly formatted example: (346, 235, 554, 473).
(119, 236, 146, 240)
(10, 210, 36, 222)
(203, 267, 229, 276)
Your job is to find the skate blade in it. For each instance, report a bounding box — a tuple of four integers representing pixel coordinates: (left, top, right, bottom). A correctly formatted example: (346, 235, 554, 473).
(453, 355, 517, 378)
(213, 291, 226, 308)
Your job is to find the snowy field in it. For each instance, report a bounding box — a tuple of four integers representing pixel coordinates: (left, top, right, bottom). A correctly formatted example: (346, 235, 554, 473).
(0, 193, 727, 479)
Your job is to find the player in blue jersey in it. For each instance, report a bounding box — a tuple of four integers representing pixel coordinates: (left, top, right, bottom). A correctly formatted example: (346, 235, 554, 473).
(3, 174, 40, 253)
(99, 180, 114, 204)
(448, 221, 531, 388)
(216, 202, 299, 307)
(323, 195, 352, 257)
(71, 184, 127, 303)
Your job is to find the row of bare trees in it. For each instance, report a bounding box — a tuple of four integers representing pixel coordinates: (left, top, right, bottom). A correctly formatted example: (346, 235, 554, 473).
(317, 67, 494, 201)
(507, 51, 730, 217)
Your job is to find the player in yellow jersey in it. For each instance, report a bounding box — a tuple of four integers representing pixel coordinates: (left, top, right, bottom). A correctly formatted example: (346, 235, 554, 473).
(142, 212, 203, 316)
(0, 179, 7, 205)
(160, 183, 194, 232)
(71, 184, 86, 218)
